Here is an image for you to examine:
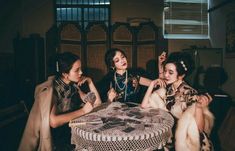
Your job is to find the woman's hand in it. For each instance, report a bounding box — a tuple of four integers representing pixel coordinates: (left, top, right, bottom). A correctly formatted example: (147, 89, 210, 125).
(196, 93, 212, 108)
(132, 77, 139, 90)
(158, 51, 167, 65)
(158, 51, 167, 78)
(82, 102, 93, 114)
(107, 88, 117, 102)
(77, 76, 92, 86)
(150, 78, 166, 89)
(141, 78, 165, 109)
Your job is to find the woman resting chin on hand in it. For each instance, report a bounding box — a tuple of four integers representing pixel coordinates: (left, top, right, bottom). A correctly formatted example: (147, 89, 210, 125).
(50, 52, 101, 150)
(141, 52, 214, 151)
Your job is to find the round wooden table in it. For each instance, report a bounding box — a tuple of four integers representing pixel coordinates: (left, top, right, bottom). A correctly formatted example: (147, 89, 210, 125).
(70, 102, 174, 151)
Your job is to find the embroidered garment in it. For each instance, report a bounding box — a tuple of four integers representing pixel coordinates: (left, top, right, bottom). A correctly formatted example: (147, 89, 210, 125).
(164, 81, 213, 151)
(149, 81, 214, 151)
(52, 77, 83, 151)
(165, 81, 198, 119)
(111, 70, 140, 102)
(53, 77, 82, 113)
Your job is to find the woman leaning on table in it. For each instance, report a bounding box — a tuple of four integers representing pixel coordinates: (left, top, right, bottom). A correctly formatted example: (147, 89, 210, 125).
(141, 51, 214, 151)
(50, 52, 101, 150)
(18, 52, 101, 151)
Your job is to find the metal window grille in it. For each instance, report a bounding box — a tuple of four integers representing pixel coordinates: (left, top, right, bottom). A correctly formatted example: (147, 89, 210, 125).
(55, 0, 110, 28)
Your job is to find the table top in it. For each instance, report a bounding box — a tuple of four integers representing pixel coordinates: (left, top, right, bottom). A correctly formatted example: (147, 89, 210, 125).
(70, 102, 174, 151)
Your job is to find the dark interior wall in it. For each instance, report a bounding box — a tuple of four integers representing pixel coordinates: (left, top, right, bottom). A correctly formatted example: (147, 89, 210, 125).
(0, 0, 163, 54)
(21, 0, 54, 37)
(209, 0, 235, 99)
(0, 0, 53, 53)
(0, 0, 235, 99)
(111, 0, 163, 26)
(0, 0, 23, 53)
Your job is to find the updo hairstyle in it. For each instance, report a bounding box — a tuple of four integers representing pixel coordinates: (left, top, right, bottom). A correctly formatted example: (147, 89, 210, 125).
(55, 52, 80, 77)
(164, 52, 195, 77)
(105, 48, 127, 71)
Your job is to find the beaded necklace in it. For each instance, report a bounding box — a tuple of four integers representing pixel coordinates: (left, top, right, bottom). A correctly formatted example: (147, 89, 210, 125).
(114, 70, 128, 101)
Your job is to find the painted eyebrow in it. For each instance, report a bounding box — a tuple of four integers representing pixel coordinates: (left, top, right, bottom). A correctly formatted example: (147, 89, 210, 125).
(165, 68, 174, 73)
(113, 57, 119, 61)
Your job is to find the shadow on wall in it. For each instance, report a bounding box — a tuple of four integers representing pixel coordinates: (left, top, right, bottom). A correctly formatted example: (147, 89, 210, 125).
(85, 67, 105, 83)
(146, 59, 158, 80)
(194, 66, 233, 151)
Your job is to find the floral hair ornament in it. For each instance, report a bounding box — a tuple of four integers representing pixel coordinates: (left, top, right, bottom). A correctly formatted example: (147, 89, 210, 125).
(180, 61, 187, 71)
(56, 61, 59, 72)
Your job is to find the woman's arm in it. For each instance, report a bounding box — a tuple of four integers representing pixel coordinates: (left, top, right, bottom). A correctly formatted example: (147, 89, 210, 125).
(194, 107, 205, 132)
(141, 79, 166, 108)
(77, 76, 102, 107)
(77, 87, 86, 100)
(140, 80, 155, 108)
(107, 88, 117, 102)
(158, 51, 166, 79)
(194, 94, 212, 132)
(50, 101, 93, 128)
(139, 76, 152, 86)
(86, 78, 102, 107)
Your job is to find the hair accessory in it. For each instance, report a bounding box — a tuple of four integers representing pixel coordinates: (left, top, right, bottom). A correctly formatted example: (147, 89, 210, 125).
(180, 61, 187, 71)
(56, 61, 59, 72)
(110, 66, 115, 71)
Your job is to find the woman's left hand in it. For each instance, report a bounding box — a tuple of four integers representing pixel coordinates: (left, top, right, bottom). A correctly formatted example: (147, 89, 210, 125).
(158, 51, 167, 65)
(196, 93, 212, 108)
(107, 88, 117, 102)
(132, 77, 139, 89)
(77, 76, 92, 86)
(150, 78, 166, 88)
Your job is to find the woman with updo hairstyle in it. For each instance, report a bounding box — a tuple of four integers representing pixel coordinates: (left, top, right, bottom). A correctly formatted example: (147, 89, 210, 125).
(98, 48, 152, 104)
(19, 52, 101, 151)
(165, 51, 195, 77)
(141, 52, 214, 151)
(50, 52, 101, 150)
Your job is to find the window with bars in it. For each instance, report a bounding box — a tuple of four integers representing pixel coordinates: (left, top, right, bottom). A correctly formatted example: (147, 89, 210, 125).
(163, 0, 209, 39)
(55, 0, 110, 28)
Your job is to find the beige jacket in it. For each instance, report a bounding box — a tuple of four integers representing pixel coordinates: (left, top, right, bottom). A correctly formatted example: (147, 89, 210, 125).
(149, 90, 214, 151)
(175, 104, 214, 151)
(18, 76, 54, 151)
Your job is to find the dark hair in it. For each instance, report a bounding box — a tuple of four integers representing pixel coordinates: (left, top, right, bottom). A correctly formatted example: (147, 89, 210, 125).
(203, 66, 228, 88)
(105, 48, 127, 70)
(55, 52, 80, 77)
(164, 52, 195, 77)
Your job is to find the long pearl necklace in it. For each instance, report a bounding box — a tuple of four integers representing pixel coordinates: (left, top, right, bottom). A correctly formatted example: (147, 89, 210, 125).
(114, 70, 128, 101)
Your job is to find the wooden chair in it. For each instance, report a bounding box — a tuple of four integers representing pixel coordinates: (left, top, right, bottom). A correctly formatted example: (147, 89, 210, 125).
(0, 101, 29, 128)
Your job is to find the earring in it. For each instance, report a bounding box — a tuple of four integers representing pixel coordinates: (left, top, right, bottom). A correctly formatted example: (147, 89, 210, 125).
(62, 73, 69, 79)
(66, 75, 69, 79)
(111, 67, 115, 70)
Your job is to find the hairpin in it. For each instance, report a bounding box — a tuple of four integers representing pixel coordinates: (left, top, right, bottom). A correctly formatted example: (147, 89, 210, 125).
(180, 61, 187, 71)
(111, 66, 115, 70)
(56, 61, 59, 72)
